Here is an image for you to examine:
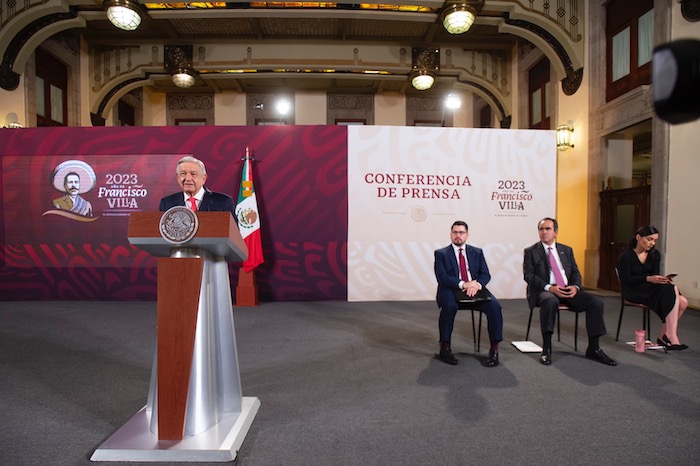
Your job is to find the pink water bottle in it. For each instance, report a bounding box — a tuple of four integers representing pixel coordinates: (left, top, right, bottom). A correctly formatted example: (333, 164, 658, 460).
(635, 329, 646, 352)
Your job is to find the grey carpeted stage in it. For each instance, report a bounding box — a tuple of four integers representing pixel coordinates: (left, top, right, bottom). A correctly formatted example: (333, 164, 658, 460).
(2, 295, 699, 466)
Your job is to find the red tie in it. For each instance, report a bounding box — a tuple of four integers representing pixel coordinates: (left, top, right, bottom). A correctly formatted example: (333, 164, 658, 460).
(459, 248, 471, 282)
(548, 247, 566, 287)
(188, 197, 197, 211)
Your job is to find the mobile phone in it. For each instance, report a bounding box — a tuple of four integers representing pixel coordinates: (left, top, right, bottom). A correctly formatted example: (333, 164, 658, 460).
(666, 273, 677, 279)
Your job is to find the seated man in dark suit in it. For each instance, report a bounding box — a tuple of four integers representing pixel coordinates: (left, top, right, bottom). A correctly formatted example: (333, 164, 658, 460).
(159, 156, 236, 215)
(523, 217, 616, 366)
(434, 220, 503, 367)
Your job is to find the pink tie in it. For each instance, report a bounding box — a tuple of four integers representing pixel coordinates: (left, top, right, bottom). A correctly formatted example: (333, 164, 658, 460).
(188, 197, 197, 211)
(459, 248, 471, 282)
(548, 247, 566, 287)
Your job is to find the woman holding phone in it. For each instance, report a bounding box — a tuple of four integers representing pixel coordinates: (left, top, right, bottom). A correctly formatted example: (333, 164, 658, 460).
(617, 225, 689, 350)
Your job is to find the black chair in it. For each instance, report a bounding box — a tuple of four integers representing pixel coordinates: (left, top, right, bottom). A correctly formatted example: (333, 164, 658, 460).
(457, 295, 491, 353)
(614, 267, 651, 341)
(526, 303, 581, 351)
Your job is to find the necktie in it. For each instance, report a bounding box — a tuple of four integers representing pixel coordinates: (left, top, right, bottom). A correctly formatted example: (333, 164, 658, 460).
(548, 247, 566, 287)
(188, 196, 197, 211)
(459, 248, 471, 282)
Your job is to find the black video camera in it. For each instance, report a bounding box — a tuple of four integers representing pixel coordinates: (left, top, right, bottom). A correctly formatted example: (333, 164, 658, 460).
(652, 39, 700, 125)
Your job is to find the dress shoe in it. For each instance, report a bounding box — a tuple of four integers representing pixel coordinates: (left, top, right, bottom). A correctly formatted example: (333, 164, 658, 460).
(438, 348, 459, 365)
(486, 350, 499, 367)
(540, 348, 552, 365)
(660, 335, 688, 350)
(585, 348, 617, 366)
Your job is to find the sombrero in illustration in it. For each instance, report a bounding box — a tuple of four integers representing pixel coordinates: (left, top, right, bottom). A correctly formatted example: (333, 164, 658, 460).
(43, 159, 99, 221)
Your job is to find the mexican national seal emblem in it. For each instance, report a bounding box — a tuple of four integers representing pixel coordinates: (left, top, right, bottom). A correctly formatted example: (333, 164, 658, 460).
(159, 206, 199, 244)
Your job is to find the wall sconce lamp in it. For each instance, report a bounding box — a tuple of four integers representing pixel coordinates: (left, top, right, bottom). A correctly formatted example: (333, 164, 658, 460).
(164, 45, 197, 88)
(556, 124, 574, 151)
(441, 1, 483, 34)
(411, 47, 440, 91)
(3, 113, 22, 128)
(103, 0, 142, 31)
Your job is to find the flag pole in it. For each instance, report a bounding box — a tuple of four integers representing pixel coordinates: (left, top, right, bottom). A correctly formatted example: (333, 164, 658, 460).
(235, 146, 260, 307)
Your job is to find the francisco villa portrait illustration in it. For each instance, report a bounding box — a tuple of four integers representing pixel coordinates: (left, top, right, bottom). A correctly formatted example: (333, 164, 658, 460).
(44, 159, 99, 222)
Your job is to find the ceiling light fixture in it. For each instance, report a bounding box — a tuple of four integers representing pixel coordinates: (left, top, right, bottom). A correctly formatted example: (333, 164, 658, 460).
(410, 70, 436, 91)
(410, 47, 439, 91)
(164, 45, 197, 88)
(103, 0, 142, 31)
(441, 1, 479, 35)
(172, 68, 196, 88)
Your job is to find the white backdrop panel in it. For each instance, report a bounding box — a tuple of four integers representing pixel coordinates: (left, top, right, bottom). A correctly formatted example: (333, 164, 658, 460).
(347, 126, 556, 301)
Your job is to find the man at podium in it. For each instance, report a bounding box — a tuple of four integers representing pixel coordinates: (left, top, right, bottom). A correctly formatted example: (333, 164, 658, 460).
(93, 157, 258, 458)
(159, 155, 236, 215)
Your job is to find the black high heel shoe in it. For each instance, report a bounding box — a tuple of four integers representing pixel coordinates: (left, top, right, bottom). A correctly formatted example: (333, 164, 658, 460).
(660, 335, 688, 350)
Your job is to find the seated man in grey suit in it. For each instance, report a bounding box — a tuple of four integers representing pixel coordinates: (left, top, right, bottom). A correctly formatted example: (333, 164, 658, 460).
(434, 220, 503, 367)
(159, 155, 236, 215)
(523, 217, 616, 366)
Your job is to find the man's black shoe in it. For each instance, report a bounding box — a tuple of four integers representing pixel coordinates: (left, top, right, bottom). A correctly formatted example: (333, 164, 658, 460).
(486, 350, 499, 367)
(585, 348, 617, 366)
(438, 348, 459, 365)
(540, 348, 552, 365)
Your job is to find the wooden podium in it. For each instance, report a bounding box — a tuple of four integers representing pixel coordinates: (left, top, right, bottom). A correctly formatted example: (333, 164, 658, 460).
(91, 210, 260, 462)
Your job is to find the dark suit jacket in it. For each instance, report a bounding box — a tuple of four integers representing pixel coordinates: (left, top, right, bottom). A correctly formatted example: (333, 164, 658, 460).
(159, 187, 236, 217)
(523, 242, 582, 309)
(434, 244, 493, 308)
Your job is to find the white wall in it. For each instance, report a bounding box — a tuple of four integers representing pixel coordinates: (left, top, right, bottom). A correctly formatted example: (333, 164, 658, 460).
(375, 94, 406, 126)
(142, 88, 166, 126)
(295, 91, 327, 125)
(215, 91, 246, 125)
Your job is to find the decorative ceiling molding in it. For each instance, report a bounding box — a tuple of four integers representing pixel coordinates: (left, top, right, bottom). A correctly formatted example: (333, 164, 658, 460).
(0, 1, 588, 124)
(92, 74, 155, 126)
(0, 10, 79, 90)
(503, 13, 583, 96)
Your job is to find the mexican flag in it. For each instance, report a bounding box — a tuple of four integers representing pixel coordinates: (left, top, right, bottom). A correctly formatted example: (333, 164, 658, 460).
(235, 148, 264, 272)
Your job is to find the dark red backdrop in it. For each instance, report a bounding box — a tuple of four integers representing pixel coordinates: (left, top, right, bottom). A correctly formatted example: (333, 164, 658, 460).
(0, 126, 348, 301)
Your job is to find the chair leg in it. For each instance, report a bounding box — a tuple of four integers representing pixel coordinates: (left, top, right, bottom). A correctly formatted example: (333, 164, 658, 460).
(556, 309, 561, 342)
(616, 304, 624, 341)
(471, 310, 477, 352)
(645, 307, 651, 340)
(477, 312, 482, 353)
(574, 312, 579, 352)
(526, 307, 534, 340)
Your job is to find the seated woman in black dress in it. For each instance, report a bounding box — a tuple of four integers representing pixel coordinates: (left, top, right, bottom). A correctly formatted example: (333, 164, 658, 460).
(617, 225, 689, 350)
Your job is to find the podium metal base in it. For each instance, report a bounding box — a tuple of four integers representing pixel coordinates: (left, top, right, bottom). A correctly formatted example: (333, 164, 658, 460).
(91, 397, 260, 462)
